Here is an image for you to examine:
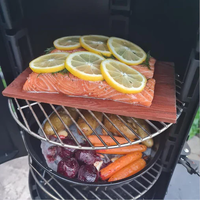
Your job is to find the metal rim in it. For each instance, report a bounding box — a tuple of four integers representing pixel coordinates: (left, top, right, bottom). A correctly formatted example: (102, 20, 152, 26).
(8, 97, 184, 150)
(28, 154, 163, 200)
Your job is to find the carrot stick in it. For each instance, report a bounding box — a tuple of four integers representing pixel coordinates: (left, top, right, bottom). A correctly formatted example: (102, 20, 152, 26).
(108, 158, 146, 182)
(96, 144, 147, 154)
(100, 152, 142, 180)
(87, 135, 132, 146)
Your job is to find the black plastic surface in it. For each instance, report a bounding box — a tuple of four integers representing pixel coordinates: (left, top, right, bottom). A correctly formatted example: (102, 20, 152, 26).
(0, 78, 27, 164)
(0, 0, 23, 29)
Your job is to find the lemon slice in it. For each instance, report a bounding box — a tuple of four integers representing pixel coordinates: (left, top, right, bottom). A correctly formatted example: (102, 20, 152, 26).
(53, 36, 81, 50)
(30, 53, 69, 73)
(101, 59, 147, 93)
(65, 52, 105, 81)
(107, 37, 146, 65)
(80, 35, 111, 56)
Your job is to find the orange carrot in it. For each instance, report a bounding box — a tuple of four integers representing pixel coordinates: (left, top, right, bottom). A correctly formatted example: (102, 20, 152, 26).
(96, 144, 147, 154)
(100, 152, 142, 180)
(108, 158, 146, 182)
(88, 135, 132, 146)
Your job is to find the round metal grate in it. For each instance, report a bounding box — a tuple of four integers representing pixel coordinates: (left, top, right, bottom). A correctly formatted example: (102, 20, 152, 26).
(8, 96, 184, 150)
(28, 155, 163, 200)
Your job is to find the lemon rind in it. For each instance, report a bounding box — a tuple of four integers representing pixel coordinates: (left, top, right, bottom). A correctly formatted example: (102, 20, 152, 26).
(54, 36, 81, 50)
(80, 35, 112, 56)
(107, 37, 147, 66)
(65, 52, 105, 81)
(100, 59, 147, 94)
(29, 53, 69, 73)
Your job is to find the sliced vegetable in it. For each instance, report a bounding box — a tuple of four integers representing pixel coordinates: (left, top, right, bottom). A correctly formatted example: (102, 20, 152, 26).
(102, 114, 137, 140)
(78, 164, 99, 182)
(96, 144, 147, 154)
(77, 111, 103, 136)
(130, 118, 154, 148)
(100, 152, 142, 180)
(108, 158, 146, 182)
(57, 158, 79, 178)
(43, 107, 78, 136)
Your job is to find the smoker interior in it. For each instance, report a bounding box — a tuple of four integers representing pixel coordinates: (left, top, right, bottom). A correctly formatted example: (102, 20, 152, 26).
(0, 0, 199, 199)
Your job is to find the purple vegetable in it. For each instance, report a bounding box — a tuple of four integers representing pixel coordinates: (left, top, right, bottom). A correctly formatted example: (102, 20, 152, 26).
(58, 139, 76, 159)
(57, 158, 79, 178)
(58, 147, 73, 158)
(62, 138, 76, 149)
(75, 150, 101, 165)
(78, 165, 99, 182)
(46, 146, 58, 162)
(80, 141, 90, 147)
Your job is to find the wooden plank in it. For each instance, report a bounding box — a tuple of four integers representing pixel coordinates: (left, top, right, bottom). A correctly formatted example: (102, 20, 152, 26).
(2, 61, 177, 123)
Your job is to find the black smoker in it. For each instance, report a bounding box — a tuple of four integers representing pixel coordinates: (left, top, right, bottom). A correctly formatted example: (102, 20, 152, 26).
(0, 0, 199, 199)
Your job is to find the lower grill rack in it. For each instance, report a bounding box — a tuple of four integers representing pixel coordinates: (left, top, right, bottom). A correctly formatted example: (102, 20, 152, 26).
(28, 155, 163, 200)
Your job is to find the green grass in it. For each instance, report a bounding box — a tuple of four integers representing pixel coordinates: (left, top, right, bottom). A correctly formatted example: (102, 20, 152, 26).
(0, 66, 16, 113)
(0, 66, 7, 88)
(189, 107, 200, 139)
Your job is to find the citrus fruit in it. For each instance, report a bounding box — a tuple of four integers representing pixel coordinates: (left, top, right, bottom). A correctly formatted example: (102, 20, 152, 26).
(54, 36, 81, 50)
(65, 51, 105, 81)
(100, 59, 147, 93)
(107, 37, 146, 65)
(80, 35, 111, 56)
(29, 53, 69, 73)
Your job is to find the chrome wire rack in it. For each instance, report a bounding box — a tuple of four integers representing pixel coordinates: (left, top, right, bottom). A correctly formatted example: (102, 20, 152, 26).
(29, 155, 163, 200)
(8, 96, 184, 150)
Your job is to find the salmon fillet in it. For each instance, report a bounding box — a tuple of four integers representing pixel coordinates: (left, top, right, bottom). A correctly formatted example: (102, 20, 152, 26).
(51, 48, 85, 54)
(23, 72, 155, 107)
(130, 57, 156, 79)
(51, 49, 156, 79)
(23, 72, 59, 93)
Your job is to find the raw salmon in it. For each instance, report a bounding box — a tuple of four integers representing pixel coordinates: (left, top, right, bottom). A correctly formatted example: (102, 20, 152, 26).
(23, 72, 59, 93)
(51, 48, 85, 54)
(130, 57, 156, 79)
(51, 49, 156, 79)
(23, 72, 155, 107)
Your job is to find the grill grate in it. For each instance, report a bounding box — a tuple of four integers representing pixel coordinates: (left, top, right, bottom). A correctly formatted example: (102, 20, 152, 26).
(8, 96, 184, 150)
(29, 155, 163, 200)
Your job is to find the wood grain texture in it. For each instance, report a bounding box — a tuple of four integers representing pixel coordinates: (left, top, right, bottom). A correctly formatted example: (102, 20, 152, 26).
(2, 61, 177, 123)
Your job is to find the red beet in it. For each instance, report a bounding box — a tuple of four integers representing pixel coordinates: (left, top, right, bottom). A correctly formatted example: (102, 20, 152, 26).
(62, 138, 76, 148)
(58, 147, 74, 158)
(57, 158, 79, 178)
(75, 150, 101, 165)
(80, 141, 90, 147)
(78, 165, 99, 182)
(58, 139, 76, 159)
